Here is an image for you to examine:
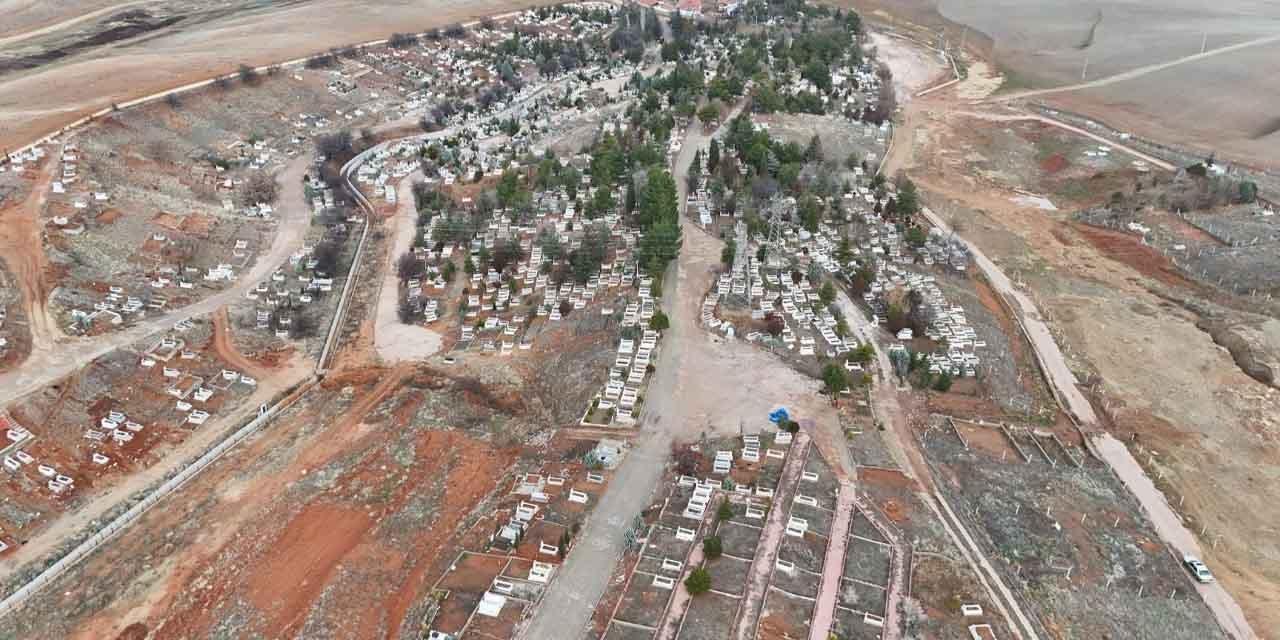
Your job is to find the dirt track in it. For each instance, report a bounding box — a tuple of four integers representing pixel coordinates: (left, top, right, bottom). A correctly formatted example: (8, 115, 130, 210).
(0, 158, 60, 354)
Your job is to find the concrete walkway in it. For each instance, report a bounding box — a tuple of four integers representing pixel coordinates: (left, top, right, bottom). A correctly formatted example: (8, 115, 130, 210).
(807, 481, 855, 640)
(733, 431, 811, 640)
(521, 430, 671, 640)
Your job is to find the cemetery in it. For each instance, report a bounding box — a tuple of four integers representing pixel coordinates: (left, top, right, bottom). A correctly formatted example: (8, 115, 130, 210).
(0, 316, 263, 546)
(916, 413, 1226, 639)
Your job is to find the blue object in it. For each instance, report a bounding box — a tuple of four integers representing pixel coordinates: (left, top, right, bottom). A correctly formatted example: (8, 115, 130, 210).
(769, 408, 790, 424)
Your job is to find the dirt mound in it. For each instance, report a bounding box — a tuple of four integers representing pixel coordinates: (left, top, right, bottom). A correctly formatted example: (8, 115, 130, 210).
(1040, 153, 1068, 173)
(1198, 317, 1280, 388)
(1070, 222, 1198, 289)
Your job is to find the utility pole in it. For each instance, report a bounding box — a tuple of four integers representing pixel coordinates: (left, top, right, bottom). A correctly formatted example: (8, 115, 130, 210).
(1081, 53, 1089, 81)
(1201, 31, 1208, 54)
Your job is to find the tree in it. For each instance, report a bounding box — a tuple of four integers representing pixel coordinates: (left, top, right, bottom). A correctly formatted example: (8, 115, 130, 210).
(698, 103, 720, 126)
(237, 171, 279, 206)
(805, 134, 824, 162)
(721, 239, 736, 266)
(764, 313, 785, 337)
(316, 130, 354, 160)
(822, 362, 850, 396)
(1239, 180, 1258, 203)
(638, 168, 678, 229)
(238, 64, 260, 86)
(895, 177, 920, 215)
(397, 252, 424, 281)
(703, 536, 723, 559)
(932, 371, 953, 392)
(649, 310, 670, 331)
(818, 281, 836, 307)
(716, 501, 733, 522)
(639, 222, 681, 274)
(798, 196, 822, 233)
(685, 567, 712, 595)
(708, 138, 721, 173)
(850, 344, 874, 364)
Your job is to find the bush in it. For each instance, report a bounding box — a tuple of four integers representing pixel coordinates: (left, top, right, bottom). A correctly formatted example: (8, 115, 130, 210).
(648, 310, 670, 331)
(305, 53, 336, 69)
(716, 501, 733, 522)
(702, 536, 723, 559)
(387, 32, 418, 48)
(684, 567, 712, 595)
(238, 63, 260, 86)
(932, 372, 952, 392)
(237, 171, 279, 207)
(785, 420, 800, 434)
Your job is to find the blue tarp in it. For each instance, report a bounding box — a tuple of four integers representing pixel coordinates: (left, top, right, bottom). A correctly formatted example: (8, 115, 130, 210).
(768, 408, 790, 424)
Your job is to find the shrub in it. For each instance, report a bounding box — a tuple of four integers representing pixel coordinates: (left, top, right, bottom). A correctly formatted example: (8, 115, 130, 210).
(702, 536, 723, 559)
(648, 310, 670, 331)
(238, 64, 260, 86)
(716, 501, 733, 522)
(684, 567, 712, 594)
(932, 372, 952, 392)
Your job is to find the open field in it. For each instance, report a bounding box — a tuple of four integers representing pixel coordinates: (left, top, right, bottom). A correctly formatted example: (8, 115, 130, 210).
(0, 0, 561, 152)
(832, 0, 1280, 170)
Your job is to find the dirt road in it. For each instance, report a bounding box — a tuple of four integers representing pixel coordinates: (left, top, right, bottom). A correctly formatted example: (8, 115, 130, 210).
(0, 151, 314, 406)
(989, 33, 1280, 104)
(0, 158, 60, 355)
(373, 169, 442, 363)
(526, 104, 845, 639)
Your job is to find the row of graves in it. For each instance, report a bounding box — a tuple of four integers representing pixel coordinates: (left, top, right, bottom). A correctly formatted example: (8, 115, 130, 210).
(581, 275, 663, 427)
(425, 446, 614, 640)
(598, 427, 796, 640)
(867, 266, 985, 379)
(353, 139, 421, 204)
(845, 188, 985, 378)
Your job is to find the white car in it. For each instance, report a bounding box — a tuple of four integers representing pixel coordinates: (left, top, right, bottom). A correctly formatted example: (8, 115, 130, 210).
(1183, 555, 1214, 583)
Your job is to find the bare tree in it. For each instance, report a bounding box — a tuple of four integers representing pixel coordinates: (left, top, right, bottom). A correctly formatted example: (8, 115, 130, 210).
(238, 171, 279, 207)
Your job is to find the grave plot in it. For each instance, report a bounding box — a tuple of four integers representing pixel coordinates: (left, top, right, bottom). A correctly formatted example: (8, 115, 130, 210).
(603, 623, 656, 640)
(837, 529, 891, 621)
(755, 587, 815, 640)
(830, 605, 886, 640)
(676, 589, 738, 640)
(428, 551, 546, 640)
(919, 415, 1226, 640)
